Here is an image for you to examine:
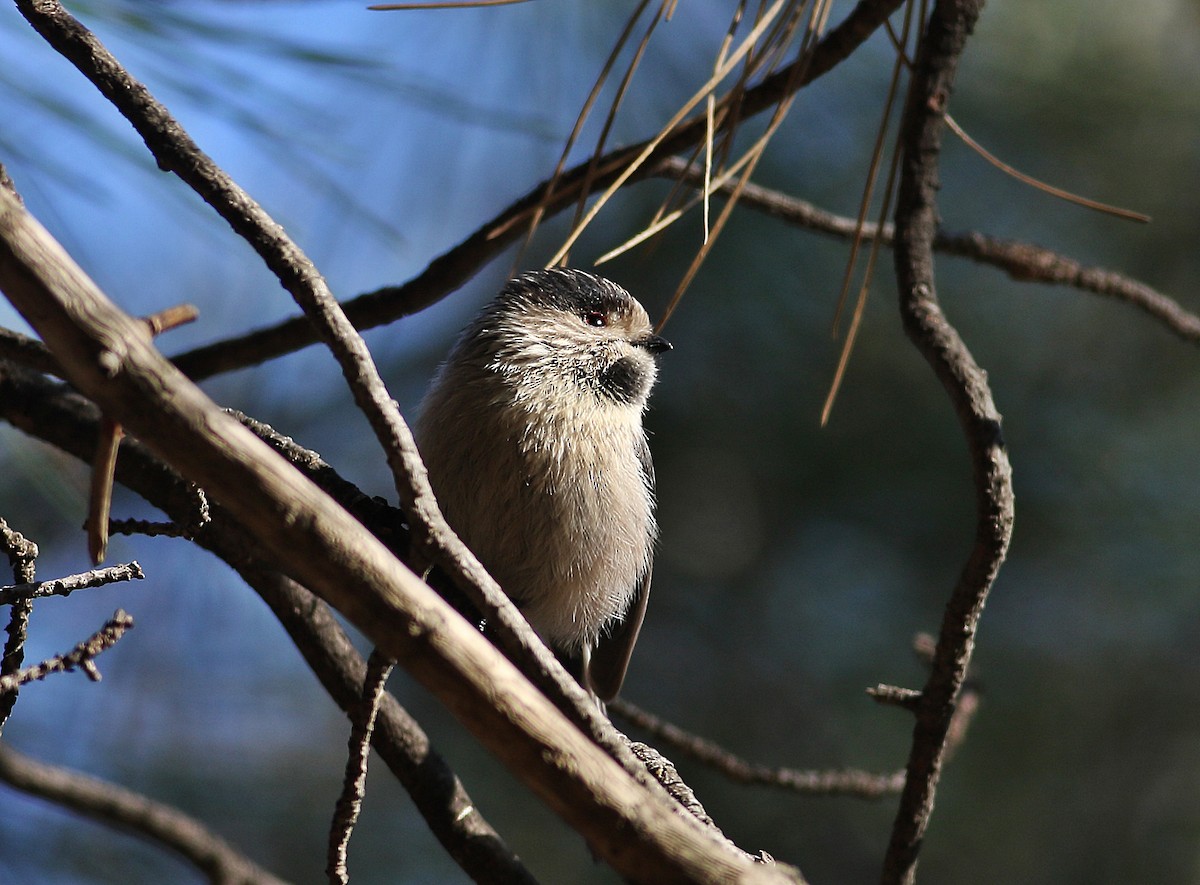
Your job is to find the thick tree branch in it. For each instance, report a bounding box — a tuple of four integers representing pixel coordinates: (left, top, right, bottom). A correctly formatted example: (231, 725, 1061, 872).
(0, 742, 289, 885)
(0, 188, 796, 884)
(883, 2, 1011, 884)
(0, 360, 743, 883)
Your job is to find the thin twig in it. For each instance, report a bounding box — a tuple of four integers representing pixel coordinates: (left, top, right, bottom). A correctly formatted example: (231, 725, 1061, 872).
(867, 684, 922, 710)
(0, 561, 143, 606)
(108, 485, 208, 544)
(611, 698, 906, 800)
(943, 114, 1150, 223)
(0, 609, 133, 692)
(822, 0, 917, 425)
(327, 650, 394, 885)
(0, 742, 290, 885)
(883, 2, 1011, 883)
(245, 566, 540, 885)
(142, 303, 200, 338)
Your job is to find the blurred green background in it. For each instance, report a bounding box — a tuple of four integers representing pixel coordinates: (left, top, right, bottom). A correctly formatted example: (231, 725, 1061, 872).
(2, 1, 1199, 882)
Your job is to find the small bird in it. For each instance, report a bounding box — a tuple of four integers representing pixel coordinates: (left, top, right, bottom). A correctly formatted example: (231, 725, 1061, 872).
(416, 268, 670, 701)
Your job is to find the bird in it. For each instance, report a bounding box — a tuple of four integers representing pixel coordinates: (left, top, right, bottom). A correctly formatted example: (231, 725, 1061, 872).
(415, 268, 670, 701)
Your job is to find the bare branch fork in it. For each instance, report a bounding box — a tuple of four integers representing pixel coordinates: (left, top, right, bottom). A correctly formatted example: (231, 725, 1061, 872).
(0, 609, 133, 693)
(882, 2, 1013, 884)
(0, 525, 284, 885)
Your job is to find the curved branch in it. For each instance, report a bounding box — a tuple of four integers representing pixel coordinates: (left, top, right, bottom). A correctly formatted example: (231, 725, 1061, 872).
(326, 650, 394, 885)
(883, 2, 1010, 884)
(0, 742, 289, 885)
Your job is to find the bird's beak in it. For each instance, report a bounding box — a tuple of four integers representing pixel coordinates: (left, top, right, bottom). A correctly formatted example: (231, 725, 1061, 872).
(636, 334, 672, 354)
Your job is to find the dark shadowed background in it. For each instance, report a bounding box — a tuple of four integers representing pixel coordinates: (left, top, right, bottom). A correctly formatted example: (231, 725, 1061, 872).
(2, 1, 1199, 883)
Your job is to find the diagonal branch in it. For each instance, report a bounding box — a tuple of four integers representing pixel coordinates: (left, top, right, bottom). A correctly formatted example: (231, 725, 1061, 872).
(0, 741, 290, 885)
(883, 2, 1011, 884)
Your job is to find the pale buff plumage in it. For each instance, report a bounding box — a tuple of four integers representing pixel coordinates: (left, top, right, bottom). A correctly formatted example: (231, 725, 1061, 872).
(415, 269, 668, 700)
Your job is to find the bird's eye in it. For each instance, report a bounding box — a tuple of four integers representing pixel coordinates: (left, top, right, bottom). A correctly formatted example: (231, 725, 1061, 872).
(583, 310, 607, 328)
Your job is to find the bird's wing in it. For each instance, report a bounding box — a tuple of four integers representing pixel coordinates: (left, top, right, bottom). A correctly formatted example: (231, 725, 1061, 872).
(587, 567, 650, 702)
(586, 435, 655, 702)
